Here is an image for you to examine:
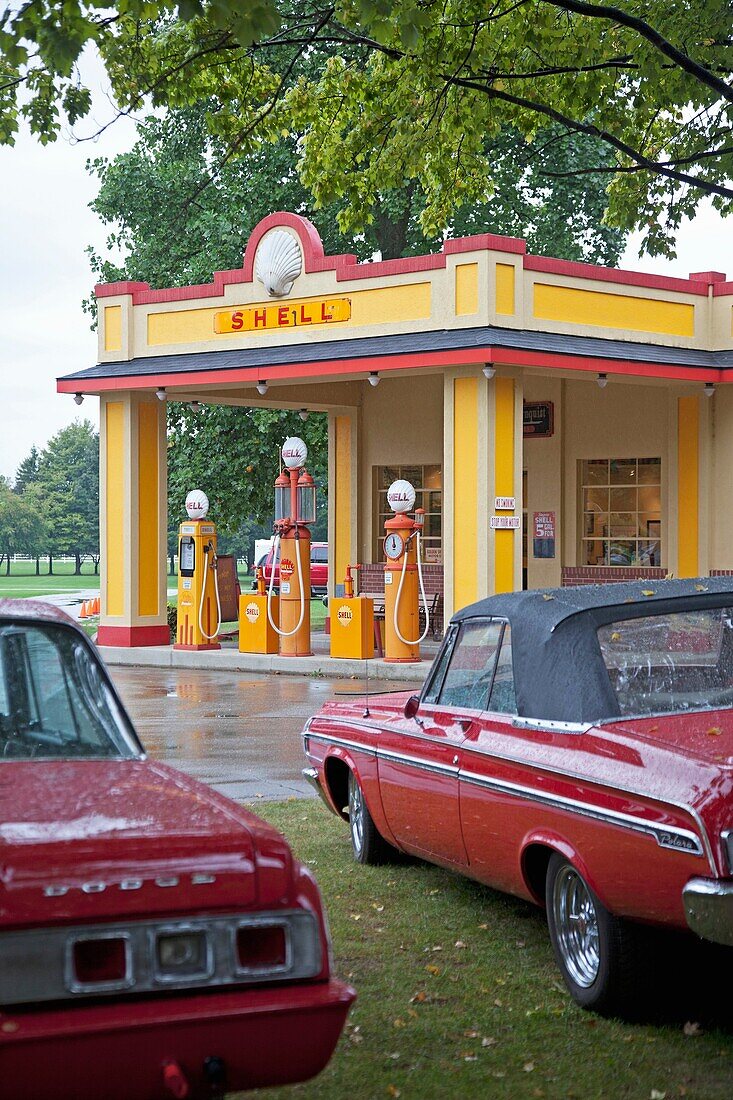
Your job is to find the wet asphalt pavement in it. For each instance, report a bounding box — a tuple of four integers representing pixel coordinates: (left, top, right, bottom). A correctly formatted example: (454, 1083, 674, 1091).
(109, 666, 414, 803)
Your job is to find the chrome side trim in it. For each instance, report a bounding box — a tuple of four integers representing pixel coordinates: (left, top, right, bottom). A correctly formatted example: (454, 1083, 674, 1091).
(302, 766, 340, 816)
(460, 769, 704, 856)
(306, 730, 708, 863)
(512, 717, 593, 735)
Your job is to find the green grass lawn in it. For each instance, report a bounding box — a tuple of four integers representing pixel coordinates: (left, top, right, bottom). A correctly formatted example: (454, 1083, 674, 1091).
(241, 801, 733, 1100)
(0, 561, 101, 598)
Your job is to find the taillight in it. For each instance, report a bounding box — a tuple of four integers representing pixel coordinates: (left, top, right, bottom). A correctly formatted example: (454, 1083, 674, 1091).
(236, 924, 288, 973)
(70, 935, 132, 991)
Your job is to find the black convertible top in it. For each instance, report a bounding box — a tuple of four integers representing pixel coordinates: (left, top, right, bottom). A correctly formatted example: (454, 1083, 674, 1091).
(451, 577, 733, 722)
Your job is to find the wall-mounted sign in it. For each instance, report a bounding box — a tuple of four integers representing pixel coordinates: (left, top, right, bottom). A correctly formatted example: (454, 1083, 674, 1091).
(214, 297, 351, 334)
(490, 515, 521, 530)
(533, 511, 556, 558)
(523, 401, 554, 438)
(494, 496, 516, 511)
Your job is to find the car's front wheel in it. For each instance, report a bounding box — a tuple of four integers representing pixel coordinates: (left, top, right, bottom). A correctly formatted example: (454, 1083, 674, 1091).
(545, 853, 643, 1015)
(347, 771, 393, 865)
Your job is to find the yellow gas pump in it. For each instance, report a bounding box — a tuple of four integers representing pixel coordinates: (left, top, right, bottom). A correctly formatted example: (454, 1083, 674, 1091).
(384, 479, 431, 663)
(174, 490, 222, 650)
(239, 567, 279, 654)
(265, 437, 316, 657)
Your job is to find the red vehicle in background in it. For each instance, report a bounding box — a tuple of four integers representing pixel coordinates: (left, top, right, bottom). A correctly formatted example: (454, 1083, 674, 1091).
(254, 542, 328, 596)
(0, 599, 353, 1099)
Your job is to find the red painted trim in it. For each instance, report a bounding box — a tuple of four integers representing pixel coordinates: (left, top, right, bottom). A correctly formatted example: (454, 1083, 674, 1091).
(97, 624, 171, 648)
(689, 271, 727, 283)
(524, 254, 710, 296)
(713, 281, 733, 297)
(57, 345, 721, 397)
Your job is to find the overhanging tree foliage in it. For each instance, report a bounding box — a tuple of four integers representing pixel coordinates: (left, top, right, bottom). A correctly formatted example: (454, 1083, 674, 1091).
(2, 2, 731, 254)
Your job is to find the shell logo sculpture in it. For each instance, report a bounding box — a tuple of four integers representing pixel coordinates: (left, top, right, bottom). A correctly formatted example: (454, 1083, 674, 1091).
(255, 230, 303, 297)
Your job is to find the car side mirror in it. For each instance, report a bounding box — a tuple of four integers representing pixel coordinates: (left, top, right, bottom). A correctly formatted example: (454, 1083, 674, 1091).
(404, 694, 420, 720)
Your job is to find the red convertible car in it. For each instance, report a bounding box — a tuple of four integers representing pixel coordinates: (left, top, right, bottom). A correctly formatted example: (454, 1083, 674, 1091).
(303, 578, 733, 1014)
(0, 600, 353, 1099)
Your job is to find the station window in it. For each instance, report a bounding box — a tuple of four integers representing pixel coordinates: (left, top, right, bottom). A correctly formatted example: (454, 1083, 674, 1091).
(579, 458, 661, 567)
(374, 465, 442, 562)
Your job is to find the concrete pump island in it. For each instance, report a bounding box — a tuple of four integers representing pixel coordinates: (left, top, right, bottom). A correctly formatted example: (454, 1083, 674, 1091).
(57, 212, 733, 672)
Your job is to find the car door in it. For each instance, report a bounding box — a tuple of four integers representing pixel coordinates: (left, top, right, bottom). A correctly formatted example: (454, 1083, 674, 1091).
(459, 623, 530, 893)
(378, 619, 503, 866)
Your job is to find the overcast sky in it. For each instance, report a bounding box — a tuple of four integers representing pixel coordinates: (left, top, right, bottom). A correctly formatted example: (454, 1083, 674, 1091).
(1, 87, 731, 482)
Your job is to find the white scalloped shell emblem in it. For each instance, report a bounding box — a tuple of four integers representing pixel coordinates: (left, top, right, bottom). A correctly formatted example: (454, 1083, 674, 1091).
(255, 230, 302, 297)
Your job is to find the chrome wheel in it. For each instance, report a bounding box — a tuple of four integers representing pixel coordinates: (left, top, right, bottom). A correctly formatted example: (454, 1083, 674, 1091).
(348, 772, 364, 857)
(551, 864, 600, 988)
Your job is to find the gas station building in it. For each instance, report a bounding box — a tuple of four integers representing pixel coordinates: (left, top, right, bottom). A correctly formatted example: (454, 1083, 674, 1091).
(57, 212, 733, 648)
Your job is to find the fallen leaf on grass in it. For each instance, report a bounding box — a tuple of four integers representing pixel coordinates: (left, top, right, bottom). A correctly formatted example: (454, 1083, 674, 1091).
(523, 1062, 535, 1073)
(493, 999, 503, 1008)
(455, 940, 467, 948)
(482, 1037, 497, 1047)
(464, 1030, 479, 1039)
(411, 991, 427, 1004)
(683, 1021, 701, 1036)
(387, 1086, 401, 1098)
(372, 903, 385, 912)
(425, 964, 441, 976)
(651, 1091, 666, 1099)
(393, 1018, 405, 1029)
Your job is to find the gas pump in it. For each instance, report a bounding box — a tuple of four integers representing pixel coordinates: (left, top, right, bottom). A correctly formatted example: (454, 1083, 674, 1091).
(384, 479, 431, 662)
(174, 490, 222, 650)
(265, 437, 316, 657)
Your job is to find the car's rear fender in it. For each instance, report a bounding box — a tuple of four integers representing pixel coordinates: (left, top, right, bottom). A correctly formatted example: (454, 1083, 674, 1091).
(520, 831, 612, 911)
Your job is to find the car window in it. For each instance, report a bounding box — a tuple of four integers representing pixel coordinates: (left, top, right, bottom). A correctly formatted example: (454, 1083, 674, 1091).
(487, 625, 517, 715)
(0, 624, 140, 760)
(311, 546, 328, 563)
(598, 606, 733, 716)
(437, 620, 503, 710)
(422, 625, 458, 705)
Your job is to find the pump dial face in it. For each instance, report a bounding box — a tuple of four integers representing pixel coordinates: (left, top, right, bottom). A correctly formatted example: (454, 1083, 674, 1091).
(384, 532, 405, 560)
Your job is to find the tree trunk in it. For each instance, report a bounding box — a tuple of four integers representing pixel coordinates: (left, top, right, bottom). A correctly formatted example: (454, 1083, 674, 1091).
(48, 553, 53, 575)
(371, 186, 416, 260)
(75, 552, 82, 575)
(93, 557, 100, 576)
(169, 554, 175, 576)
(35, 557, 40, 575)
(6, 556, 10, 576)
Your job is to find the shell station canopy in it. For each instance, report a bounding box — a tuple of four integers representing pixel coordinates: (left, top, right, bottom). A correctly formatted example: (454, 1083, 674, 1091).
(57, 212, 733, 649)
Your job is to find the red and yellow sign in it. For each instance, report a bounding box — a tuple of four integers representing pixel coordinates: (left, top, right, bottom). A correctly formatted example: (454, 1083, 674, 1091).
(214, 298, 351, 334)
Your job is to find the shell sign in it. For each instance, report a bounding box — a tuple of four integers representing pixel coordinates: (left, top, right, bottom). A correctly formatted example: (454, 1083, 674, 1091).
(337, 605, 354, 626)
(244, 603, 260, 623)
(214, 298, 351, 334)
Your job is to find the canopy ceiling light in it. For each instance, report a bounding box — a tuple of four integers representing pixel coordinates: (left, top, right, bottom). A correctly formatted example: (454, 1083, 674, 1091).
(597, 372, 608, 388)
(155, 388, 167, 401)
(256, 380, 268, 395)
(368, 372, 380, 387)
(189, 400, 202, 413)
(73, 393, 84, 405)
(298, 408, 309, 421)
(705, 382, 716, 397)
(482, 365, 496, 380)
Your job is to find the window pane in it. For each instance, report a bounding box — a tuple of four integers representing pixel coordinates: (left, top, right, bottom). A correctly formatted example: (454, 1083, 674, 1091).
(583, 540, 607, 565)
(609, 513, 636, 538)
(487, 626, 517, 715)
(438, 621, 502, 710)
(583, 460, 608, 485)
(423, 626, 458, 704)
(610, 459, 636, 485)
(609, 541, 635, 565)
(637, 458, 661, 484)
(638, 485, 661, 512)
(610, 487, 636, 512)
(424, 465, 442, 490)
(583, 487, 609, 511)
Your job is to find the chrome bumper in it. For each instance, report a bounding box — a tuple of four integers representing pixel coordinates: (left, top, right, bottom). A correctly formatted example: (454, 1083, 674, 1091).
(683, 877, 733, 947)
(302, 766, 339, 815)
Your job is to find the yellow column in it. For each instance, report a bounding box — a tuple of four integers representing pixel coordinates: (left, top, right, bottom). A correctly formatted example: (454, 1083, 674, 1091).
(453, 377, 480, 612)
(677, 396, 700, 578)
(98, 392, 169, 647)
(328, 412, 358, 598)
(493, 377, 517, 594)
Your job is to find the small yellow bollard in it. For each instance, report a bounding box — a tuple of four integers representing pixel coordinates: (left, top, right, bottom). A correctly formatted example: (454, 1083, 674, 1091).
(330, 567, 375, 660)
(239, 569, 279, 654)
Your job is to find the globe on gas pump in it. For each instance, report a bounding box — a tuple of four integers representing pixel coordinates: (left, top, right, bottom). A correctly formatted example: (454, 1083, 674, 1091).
(174, 490, 222, 650)
(384, 479, 431, 662)
(265, 437, 316, 657)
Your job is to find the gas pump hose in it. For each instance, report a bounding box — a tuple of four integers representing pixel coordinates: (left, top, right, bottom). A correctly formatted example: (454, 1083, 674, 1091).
(266, 533, 307, 636)
(198, 545, 222, 641)
(393, 531, 431, 646)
